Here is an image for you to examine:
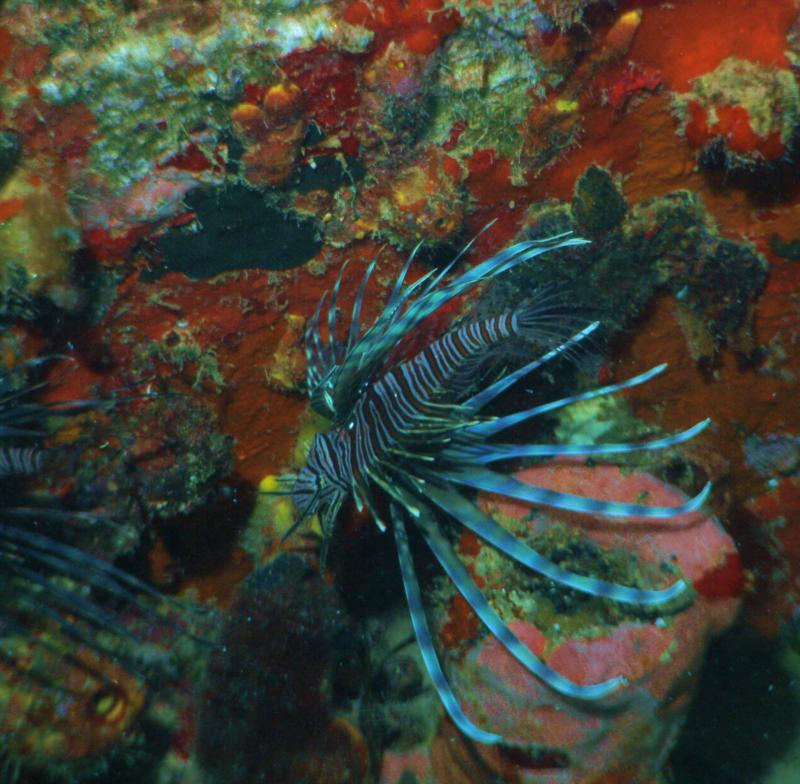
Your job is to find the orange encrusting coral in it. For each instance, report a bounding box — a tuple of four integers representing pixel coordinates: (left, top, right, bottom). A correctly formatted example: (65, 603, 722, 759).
(0, 646, 145, 764)
(623, 0, 797, 91)
(420, 464, 741, 784)
(513, 0, 800, 214)
(0, 198, 25, 222)
(683, 102, 785, 158)
(2, 2, 799, 777)
(343, 0, 461, 55)
(231, 76, 307, 187)
(281, 46, 361, 133)
(0, 26, 13, 74)
(739, 477, 800, 637)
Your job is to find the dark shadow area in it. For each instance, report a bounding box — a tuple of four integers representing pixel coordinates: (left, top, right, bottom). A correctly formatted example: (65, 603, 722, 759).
(148, 184, 322, 279)
(670, 623, 800, 783)
(152, 476, 255, 590)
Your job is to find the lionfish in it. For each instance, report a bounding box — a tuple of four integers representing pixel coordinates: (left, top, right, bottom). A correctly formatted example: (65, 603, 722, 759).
(283, 234, 710, 744)
(0, 359, 186, 678)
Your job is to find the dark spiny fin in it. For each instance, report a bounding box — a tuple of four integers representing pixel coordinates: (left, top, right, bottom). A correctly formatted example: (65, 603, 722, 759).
(0, 526, 169, 620)
(348, 258, 378, 353)
(0, 524, 173, 605)
(328, 260, 349, 363)
(308, 291, 330, 384)
(1, 553, 139, 643)
(386, 243, 422, 313)
(330, 235, 589, 422)
(0, 446, 42, 477)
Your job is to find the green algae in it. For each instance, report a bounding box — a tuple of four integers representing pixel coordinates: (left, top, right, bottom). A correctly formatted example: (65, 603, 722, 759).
(468, 514, 687, 645)
(12, 0, 370, 194)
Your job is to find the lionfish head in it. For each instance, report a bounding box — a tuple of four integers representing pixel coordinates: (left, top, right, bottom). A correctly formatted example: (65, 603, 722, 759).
(290, 465, 324, 520)
(291, 432, 349, 535)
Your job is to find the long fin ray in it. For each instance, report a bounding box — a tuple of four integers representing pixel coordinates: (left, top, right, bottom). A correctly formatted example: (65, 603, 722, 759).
(418, 479, 687, 605)
(392, 506, 504, 745)
(0, 553, 138, 642)
(0, 524, 175, 604)
(438, 466, 711, 519)
(466, 364, 669, 438)
(413, 508, 628, 697)
(328, 260, 349, 361)
(331, 234, 588, 421)
(386, 243, 422, 311)
(465, 322, 600, 411)
(446, 419, 712, 464)
(348, 258, 378, 352)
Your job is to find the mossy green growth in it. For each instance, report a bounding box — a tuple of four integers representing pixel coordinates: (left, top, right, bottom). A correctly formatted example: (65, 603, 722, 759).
(572, 165, 628, 236)
(483, 178, 766, 359)
(136, 332, 226, 392)
(673, 57, 800, 144)
(23, 0, 369, 193)
(470, 515, 687, 645)
(426, 4, 566, 185)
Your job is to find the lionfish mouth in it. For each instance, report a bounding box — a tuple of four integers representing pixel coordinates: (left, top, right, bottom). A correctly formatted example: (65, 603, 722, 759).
(287, 232, 711, 745)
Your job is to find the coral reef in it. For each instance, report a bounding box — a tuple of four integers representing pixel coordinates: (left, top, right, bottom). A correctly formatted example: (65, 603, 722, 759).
(479, 166, 767, 362)
(673, 57, 800, 171)
(0, 164, 82, 320)
(68, 393, 235, 525)
(0, 357, 205, 782)
(1, 0, 800, 780)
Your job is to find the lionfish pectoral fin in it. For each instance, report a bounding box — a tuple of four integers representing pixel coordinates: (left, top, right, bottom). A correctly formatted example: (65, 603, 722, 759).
(1, 524, 170, 605)
(372, 467, 423, 518)
(306, 291, 331, 397)
(391, 505, 504, 745)
(444, 419, 712, 464)
(419, 480, 688, 606)
(0, 446, 43, 477)
(413, 510, 627, 700)
(10, 590, 135, 668)
(1, 551, 139, 644)
(440, 466, 711, 519)
(467, 364, 670, 438)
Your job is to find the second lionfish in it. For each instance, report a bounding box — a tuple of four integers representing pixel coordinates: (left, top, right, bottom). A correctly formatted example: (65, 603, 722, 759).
(282, 233, 710, 744)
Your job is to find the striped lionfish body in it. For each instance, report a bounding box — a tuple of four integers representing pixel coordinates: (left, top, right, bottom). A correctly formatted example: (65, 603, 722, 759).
(287, 235, 711, 745)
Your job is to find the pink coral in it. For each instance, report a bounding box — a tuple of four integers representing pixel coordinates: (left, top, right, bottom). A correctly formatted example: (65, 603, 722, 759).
(384, 464, 741, 784)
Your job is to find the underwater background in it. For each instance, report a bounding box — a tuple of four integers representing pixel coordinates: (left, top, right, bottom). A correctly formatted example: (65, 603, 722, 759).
(1, 0, 800, 782)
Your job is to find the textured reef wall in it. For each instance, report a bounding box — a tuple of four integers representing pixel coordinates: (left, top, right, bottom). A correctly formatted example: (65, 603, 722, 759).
(2, 0, 800, 782)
